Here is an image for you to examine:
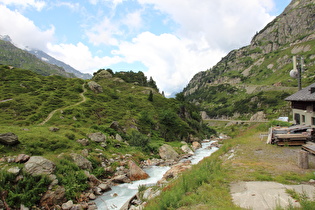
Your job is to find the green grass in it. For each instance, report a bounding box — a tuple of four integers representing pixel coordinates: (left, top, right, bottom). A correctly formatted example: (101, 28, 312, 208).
(145, 124, 315, 209)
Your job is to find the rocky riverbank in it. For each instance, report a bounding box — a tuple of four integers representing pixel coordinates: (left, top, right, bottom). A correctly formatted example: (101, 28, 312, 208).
(0, 130, 223, 210)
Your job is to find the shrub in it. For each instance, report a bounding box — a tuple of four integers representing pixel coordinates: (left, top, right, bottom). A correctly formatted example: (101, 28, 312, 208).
(55, 157, 89, 200)
(0, 170, 50, 208)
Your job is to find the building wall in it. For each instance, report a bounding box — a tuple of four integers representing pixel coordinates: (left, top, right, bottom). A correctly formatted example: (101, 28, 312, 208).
(292, 108, 315, 126)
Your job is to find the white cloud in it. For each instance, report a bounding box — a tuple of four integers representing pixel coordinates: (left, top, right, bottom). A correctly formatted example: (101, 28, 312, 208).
(115, 32, 225, 95)
(47, 42, 123, 73)
(0, 0, 46, 11)
(122, 10, 143, 31)
(138, 0, 275, 51)
(0, 5, 54, 50)
(86, 17, 121, 46)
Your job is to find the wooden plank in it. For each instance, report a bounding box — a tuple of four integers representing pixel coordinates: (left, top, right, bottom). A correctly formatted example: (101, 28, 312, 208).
(302, 142, 315, 155)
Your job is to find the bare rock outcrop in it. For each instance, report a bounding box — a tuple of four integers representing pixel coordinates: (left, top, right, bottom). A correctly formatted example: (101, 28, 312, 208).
(24, 156, 55, 176)
(87, 132, 106, 143)
(70, 153, 93, 170)
(88, 81, 103, 93)
(0, 132, 19, 145)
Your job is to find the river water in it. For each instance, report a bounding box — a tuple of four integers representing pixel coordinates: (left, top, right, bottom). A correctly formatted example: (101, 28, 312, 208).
(95, 141, 219, 210)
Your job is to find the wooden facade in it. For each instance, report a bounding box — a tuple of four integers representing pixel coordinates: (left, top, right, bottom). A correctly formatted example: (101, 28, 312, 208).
(285, 83, 315, 126)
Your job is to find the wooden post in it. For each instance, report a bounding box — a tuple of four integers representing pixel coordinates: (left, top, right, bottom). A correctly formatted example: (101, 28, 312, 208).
(298, 150, 309, 169)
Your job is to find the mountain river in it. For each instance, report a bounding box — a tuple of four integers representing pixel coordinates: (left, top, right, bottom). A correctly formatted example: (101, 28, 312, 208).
(95, 140, 219, 209)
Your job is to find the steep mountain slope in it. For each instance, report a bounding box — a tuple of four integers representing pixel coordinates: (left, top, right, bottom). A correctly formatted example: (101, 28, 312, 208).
(183, 0, 315, 120)
(28, 49, 92, 79)
(0, 38, 74, 78)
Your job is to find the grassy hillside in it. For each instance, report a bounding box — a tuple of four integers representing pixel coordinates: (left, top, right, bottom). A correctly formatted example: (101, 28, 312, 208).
(0, 66, 215, 208)
(0, 39, 74, 77)
(183, 0, 315, 120)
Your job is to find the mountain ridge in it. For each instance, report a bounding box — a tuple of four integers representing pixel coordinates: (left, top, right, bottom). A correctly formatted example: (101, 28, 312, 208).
(183, 0, 315, 120)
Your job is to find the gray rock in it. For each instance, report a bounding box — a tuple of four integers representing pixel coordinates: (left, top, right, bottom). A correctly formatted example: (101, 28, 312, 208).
(62, 200, 74, 210)
(24, 156, 55, 175)
(181, 145, 194, 155)
(70, 153, 93, 170)
(7, 166, 20, 175)
(40, 186, 66, 207)
(88, 193, 96, 200)
(49, 127, 60, 132)
(111, 174, 131, 183)
(115, 133, 123, 142)
(77, 138, 89, 146)
(159, 144, 179, 161)
(15, 154, 30, 163)
(98, 183, 111, 192)
(0, 132, 19, 145)
(92, 70, 113, 81)
(20, 204, 29, 210)
(87, 132, 106, 143)
(88, 81, 103, 93)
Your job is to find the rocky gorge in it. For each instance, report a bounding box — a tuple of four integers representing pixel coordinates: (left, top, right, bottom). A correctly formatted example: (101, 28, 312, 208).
(0, 130, 222, 210)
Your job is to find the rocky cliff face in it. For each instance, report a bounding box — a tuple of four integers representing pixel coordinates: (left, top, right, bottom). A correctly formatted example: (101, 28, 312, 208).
(183, 0, 315, 119)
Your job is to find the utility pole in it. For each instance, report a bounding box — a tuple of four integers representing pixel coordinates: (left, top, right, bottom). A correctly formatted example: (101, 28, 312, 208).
(290, 56, 303, 90)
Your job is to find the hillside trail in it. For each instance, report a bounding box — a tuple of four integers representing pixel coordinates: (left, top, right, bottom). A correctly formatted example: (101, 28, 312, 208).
(38, 83, 87, 126)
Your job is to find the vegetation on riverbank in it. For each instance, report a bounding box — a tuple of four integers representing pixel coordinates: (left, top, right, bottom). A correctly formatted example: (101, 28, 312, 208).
(145, 122, 315, 209)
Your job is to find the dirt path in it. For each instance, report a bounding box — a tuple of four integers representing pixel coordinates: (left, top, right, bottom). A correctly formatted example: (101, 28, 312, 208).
(39, 83, 87, 125)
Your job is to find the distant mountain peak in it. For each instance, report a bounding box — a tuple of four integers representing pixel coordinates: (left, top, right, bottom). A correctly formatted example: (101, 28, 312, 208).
(0, 35, 12, 42)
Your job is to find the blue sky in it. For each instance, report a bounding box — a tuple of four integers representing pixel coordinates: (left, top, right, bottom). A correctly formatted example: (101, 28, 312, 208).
(0, 0, 291, 96)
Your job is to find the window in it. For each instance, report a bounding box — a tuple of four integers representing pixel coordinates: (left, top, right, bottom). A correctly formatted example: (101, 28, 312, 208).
(294, 113, 300, 124)
(312, 117, 315, 126)
(302, 115, 305, 123)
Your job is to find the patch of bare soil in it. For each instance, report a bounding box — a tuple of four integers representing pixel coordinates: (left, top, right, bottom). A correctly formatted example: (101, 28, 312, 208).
(225, 134, 315, 210)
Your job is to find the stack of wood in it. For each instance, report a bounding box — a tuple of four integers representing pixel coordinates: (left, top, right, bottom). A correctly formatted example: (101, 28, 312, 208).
(268, 125, 314, 146)
(302, 141, 315, 155)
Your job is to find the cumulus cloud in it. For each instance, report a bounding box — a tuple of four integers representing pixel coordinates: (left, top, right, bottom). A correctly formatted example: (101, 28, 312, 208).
(0, 0, 46, 11)
(47, 42, 123, 73)
(137, 0, 275, 51)
(0, 4, 54, 50)
(115, 32, 225, 95)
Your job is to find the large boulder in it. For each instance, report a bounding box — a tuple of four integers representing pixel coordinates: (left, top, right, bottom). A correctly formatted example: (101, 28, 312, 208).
(250, 111, 266, 121)
(92, 70, 113, 81)
(24, 156, 55, 176)
(70, 153, 93, 170)
(162, 161, 192, 181)
(127, 160, 149, 181)
(159, 144, 179, 161)
(181, 144, 194, 155)
(87, 132, 106, 143)
(111, 174, 131, 183)
(192, 142, 201, 151)
(88, 81, 103, 93)
(0, 132, 19, 145)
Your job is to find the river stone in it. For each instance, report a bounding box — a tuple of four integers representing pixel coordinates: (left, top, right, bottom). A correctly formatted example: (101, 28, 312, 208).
(70, 153, 93, 170)
(24, 156, 55, 175)
(62, 200, 73, 210)
(40, 186, 66, 208)
(127, 160, 149, 181)
(87, 132, 106, 143)
(181, 145, 194, 155)
(98, 183, 111, 192)
(159, 144, 179, 161)
(111, 174, 131, 183)
(192, 142, 201, 151)
(0, 132, 19, 145)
